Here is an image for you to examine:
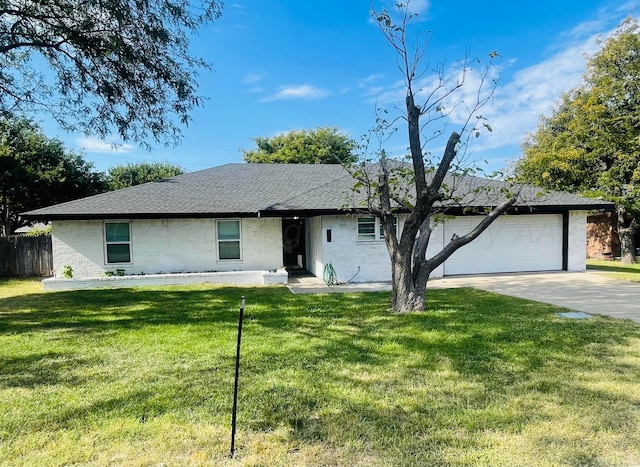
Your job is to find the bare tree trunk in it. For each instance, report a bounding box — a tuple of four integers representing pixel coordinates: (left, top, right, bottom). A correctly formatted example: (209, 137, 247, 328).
(388, 196, 517, 312)
(0, 206, 11, 237)
(617, 207, 637, 264)
(619, 229, 635, 264)
(391, 256, 427, 312)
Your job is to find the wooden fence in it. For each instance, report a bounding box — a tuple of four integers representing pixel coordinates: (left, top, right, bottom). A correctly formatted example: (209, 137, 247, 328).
(0, 235, 53, 277)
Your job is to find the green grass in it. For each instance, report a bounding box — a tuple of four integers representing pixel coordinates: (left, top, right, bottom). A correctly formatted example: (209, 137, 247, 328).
(587, 258, 640, 282)
(1, 280, 639, 466)
(0, 276, 44, 298)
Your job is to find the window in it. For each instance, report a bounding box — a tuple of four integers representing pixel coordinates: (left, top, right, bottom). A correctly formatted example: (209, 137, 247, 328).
(217, 220, 241, 260)
(379, 217, 397, 239)
(104, 222, 131, 263)
(357, 216, 398, 241)
(357, 217, 376, 241)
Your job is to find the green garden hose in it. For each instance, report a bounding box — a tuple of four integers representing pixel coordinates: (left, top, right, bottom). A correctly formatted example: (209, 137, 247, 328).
(323, 263, 341, 286)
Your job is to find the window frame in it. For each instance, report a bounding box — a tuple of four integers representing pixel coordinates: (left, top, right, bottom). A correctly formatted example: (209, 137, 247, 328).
(357, 217, 376, 241)
(357, 216, 398, 242)
(216, 219, 242, 261)
(103, 221, 132, 265)
(379, 216, 398, 240)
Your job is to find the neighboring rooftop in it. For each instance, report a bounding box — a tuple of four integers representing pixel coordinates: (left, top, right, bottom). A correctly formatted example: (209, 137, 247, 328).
(23, 163, 615, 220)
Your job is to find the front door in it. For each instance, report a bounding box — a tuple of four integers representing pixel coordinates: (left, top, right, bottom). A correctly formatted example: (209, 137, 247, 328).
(282, 218, 306, 270)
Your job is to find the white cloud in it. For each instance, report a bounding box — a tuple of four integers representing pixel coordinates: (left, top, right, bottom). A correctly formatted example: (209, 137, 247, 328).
(378, 0, 430, 15)
(261, 84, 330, 102)
(406, 0, 430, 15)
(364, 78, 404, 103)
(363, 4, 637, 164)
(466, 4, 640, 161)
(615, 0, 640, 15)
(358, 73, 385, 89)
(242, 72, 264, 84)
(560, 0, 636, 44)
(231, 3, 248, 16)
(340, 73, 386, 95)
(473, 29, 606, 153)
(77, 136, 134, 154)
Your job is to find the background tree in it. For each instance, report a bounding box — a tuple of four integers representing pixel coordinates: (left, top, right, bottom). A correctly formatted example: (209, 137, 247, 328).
(351, 3, 518, 312)
(0, 0, 222, 147)
(242, 127, 357, 164)
(515, 18, 640, 263)
(107, 162, 185, 190)
(0, 116, 107, 236)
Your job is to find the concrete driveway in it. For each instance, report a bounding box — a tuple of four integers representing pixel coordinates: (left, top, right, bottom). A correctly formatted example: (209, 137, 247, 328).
(431, 271, 640, 323)
(289, 271, 640, 323)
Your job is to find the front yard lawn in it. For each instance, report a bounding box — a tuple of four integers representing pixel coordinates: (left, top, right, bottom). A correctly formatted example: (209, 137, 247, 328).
(587, 258, 640, 283)
(1, 279, 639, 466)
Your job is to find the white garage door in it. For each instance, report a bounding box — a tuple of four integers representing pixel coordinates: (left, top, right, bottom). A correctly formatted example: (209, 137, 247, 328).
(443, 214, 563, 276)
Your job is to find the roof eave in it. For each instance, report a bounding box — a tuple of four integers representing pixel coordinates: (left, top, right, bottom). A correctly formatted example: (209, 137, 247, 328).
(22, 211, 262, 221)
(23, 201, 615, 222)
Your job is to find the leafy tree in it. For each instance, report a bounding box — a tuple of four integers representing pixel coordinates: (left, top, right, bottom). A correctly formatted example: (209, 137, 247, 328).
(515, 18, 640, 263)
(0, 116, 107, 236)
(351, 3, 518, 312)
(0, 0, 222, 147)
(242, 127, 357, 164)
(107, 162, 185, 190)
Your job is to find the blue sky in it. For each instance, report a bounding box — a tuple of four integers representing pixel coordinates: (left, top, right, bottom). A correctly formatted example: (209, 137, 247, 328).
(38, 0, 640, 174)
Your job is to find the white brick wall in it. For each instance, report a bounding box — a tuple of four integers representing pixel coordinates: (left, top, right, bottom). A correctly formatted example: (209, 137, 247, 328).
(51, 217, 283, 278)
(320, 215, 392, 282)
(241, 217, 283, 270)
(52, 212, 588, 281)
(568, 210, 588, 271)
(314, 215, 447, 282)
(52, 220, 105, 278)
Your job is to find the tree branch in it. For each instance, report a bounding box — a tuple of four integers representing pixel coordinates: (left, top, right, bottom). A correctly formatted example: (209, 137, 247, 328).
(425, 196, 517, 270)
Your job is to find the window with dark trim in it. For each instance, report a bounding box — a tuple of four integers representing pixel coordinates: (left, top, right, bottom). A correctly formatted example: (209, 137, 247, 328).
(104, 222, 131, 263)
(217, 219, 241, 260)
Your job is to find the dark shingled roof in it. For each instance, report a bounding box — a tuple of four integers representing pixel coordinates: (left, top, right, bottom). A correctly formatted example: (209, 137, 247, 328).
(23, 163, 614, 220)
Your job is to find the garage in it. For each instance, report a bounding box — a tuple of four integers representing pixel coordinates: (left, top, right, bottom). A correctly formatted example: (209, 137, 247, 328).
(443, 214, 564, 276)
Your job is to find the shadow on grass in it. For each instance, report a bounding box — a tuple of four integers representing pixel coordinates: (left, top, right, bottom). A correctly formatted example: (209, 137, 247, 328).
(1, 283, 640, 465)
(0, 286, 246, 334)
(250, 288, 639, 380)
(2, 284, 638, 387)
(234, 288, 640, 464)
(587, 264, 640, 274)
(0, 351, 96, 388)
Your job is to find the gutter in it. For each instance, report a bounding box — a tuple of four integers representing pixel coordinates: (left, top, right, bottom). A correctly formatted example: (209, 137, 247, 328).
(22, 201, 614, 222)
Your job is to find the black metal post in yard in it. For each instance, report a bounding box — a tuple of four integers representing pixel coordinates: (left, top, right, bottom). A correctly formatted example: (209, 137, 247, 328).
(230, 296, 245, 459)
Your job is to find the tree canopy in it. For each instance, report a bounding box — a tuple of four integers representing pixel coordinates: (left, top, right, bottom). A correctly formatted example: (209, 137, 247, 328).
(0, 0, 222, 147)
(0, 116, 107, 236)
(515, 18, 640, 262)
(242, 127, 357, 164)
(107, 162, 185, 190)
